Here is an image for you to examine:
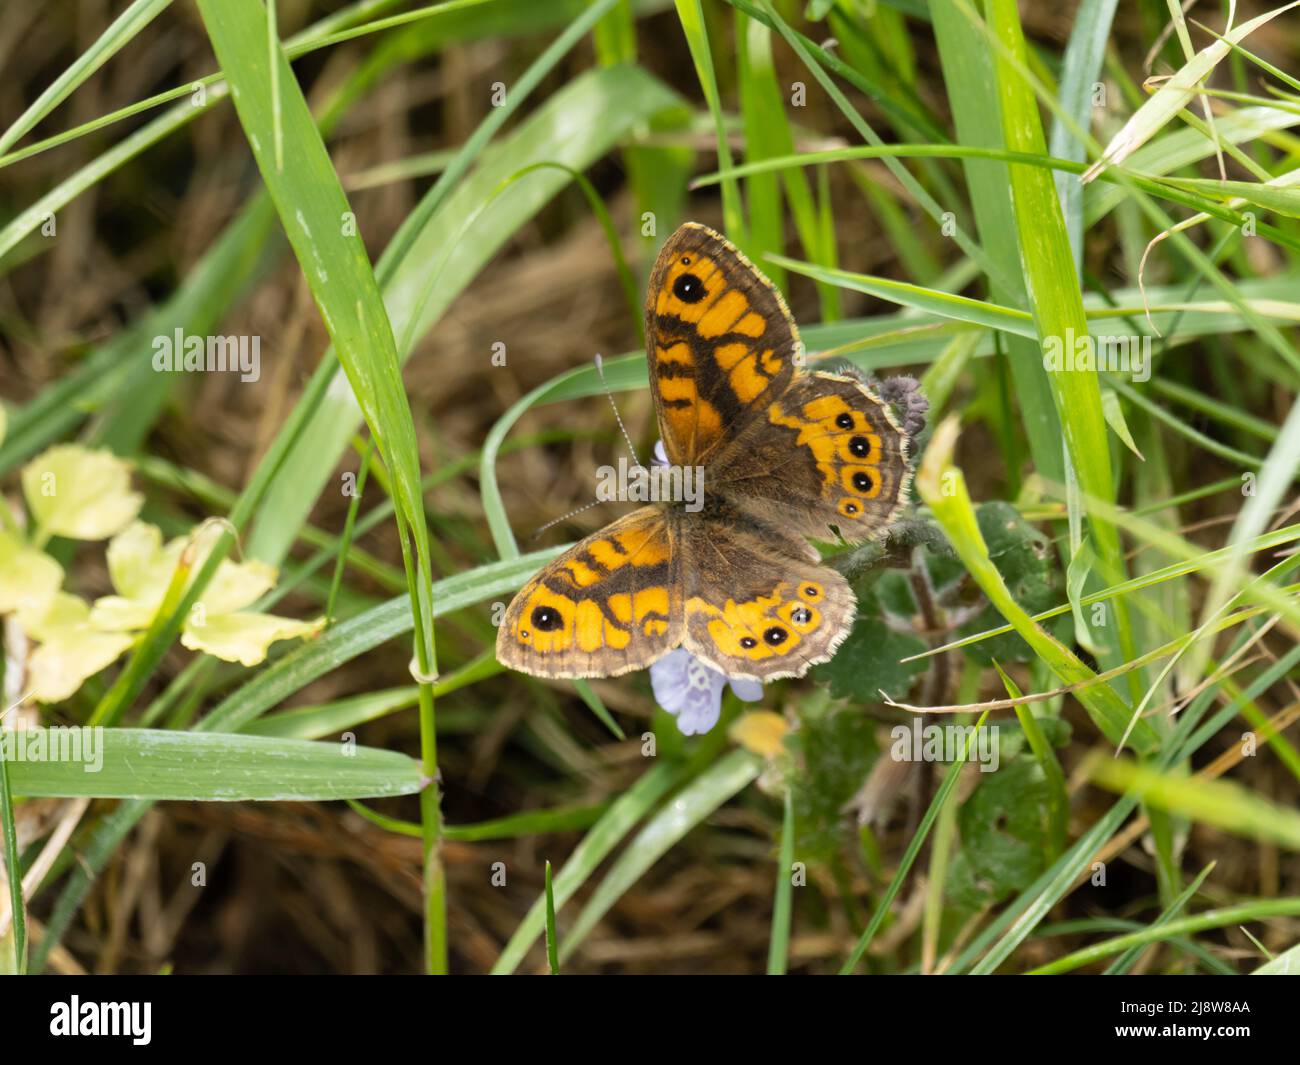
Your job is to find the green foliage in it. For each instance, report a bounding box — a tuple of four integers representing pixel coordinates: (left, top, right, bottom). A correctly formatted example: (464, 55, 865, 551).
(786, 694, 880, 862)
(948, 760, 1050, 909)
(946, 718, 1072, 910)
(816, 499, 1064, 709)
(941, 501, 1069, 664)
(813, 600, 927, 700)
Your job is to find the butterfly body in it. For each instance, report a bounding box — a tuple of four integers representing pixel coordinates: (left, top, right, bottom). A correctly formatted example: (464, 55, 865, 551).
(496, 223, 917, 684)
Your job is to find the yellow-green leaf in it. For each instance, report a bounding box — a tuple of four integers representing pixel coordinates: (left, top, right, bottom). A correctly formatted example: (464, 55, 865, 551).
(21, 445, 143, 541)
(0, 531, 62, 616)
(23, 593, 135, 703)
(181, 610, 325, 667)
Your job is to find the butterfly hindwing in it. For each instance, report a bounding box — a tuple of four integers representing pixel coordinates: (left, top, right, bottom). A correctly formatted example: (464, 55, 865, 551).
(678, 510, 855, 682)
(646, 223, 799, 467)
(495, 505, 682, 678)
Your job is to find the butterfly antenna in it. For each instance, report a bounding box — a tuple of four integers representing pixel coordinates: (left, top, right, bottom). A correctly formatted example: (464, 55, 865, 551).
(529, 354, 642, 540)
(594, 353, 643, 468)
(529, 499, 606, 541)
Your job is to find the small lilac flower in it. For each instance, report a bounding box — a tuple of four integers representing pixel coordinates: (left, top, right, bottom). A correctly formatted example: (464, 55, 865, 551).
(650, 648, 763, 736)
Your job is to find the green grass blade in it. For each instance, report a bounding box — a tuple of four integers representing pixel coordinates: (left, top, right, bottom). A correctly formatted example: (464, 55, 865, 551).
(204, 549, 560, 734)
(198, 0, 447, 970)
(994, 662, 1068, 858)
(675, 0, 745, 241)
(243, 686, 422, 740)
(984, 0, 1139, 699)
(0, 723, 26, 972)
(767, 784, 795, 975)
(198, 0, 424, 530)
(919, 419, 1158, 753)
(961, 624, 1293, 974)
(1089, 757, 1300, 850)
(492, 761, 683, 974)
(6, 729, 422, 801)
(931, 0, 1067, 489)
(0, 96, 209, 265)
(1029, 899, 1300, 975)
(243, 654, 499, 740)
(557, 749, 762, 963)
(767, 255, 1036, 337)
(756, 0, 1007, 290)
(1104, 861, 1214, 975)
(545, 861, 560, 975)
(735, 11, 785, 290)
(0, 0, 171, 156)
(1084, 2, 1300, 181)
(444, 803, 609, 843)
(909, 523, 1300, 660)
(248, 62, 682, 563)
(1048, 0, 1118, 266)
(1253, 942, 1300, 975)
(1181, 392, 1300, 688)
(839, 713, 992, 974)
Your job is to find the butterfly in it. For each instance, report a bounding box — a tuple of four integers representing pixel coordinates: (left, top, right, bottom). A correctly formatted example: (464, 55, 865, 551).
(495, 222, 918, 684)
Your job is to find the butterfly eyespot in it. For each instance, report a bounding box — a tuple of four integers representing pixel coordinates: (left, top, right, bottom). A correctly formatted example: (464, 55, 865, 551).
(673, 273, 706, 303)
(841, 500, 860, 516)
(680, 255, 691, 265)
(740, 636, 758, 649)
(791, 607, 811, 625)
(530, 605, 563, 631)
(763, 626, 788, 646)
(852, 470, 875, 493)
(520, 630, 530, 639)
(835, 412, 855, 430)
(801, 584, 821, 599)
(849, 435, 870, 457)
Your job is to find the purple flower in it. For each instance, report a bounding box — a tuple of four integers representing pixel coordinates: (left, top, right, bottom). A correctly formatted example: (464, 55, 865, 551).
(650, 648, 763, 736)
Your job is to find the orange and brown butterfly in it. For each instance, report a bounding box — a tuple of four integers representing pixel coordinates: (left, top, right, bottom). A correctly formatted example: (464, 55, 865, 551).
(495, 222, 921, 692)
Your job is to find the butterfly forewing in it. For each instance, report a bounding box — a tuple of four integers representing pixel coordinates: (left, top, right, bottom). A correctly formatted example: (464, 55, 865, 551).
(712, 369, 912, 544)
(495, 505, 683, 679)
(645, 223, 799, 467)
